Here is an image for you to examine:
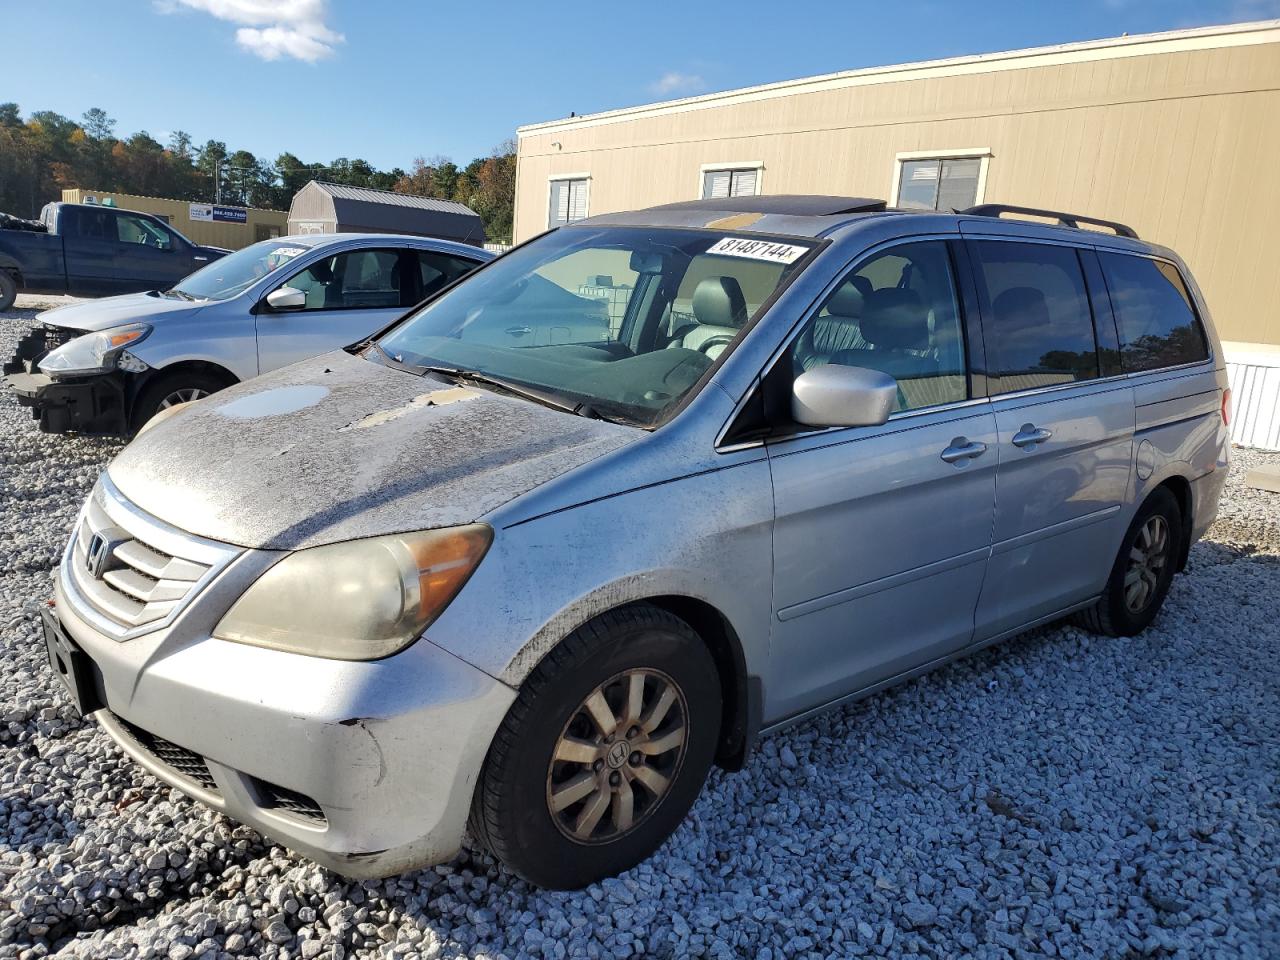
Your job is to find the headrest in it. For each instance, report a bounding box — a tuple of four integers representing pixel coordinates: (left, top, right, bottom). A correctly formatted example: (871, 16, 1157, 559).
(825, 276, 871, 318)
(310, 258, 335, 283)
(992, 286, 1050, 331)
(692, 276, 748, 328)
(859, 288, 930, 350)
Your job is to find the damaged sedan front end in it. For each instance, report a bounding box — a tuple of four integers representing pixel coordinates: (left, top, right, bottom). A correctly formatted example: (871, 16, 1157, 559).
(4, 321, 151, 433)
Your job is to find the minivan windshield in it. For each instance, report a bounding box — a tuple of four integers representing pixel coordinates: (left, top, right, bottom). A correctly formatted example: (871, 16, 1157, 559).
(171, 239, 311, 301)
(375, 226, 813, 426)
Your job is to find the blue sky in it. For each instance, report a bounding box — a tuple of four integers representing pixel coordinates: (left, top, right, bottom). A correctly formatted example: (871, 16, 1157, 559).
(4, 0, 1277, 169)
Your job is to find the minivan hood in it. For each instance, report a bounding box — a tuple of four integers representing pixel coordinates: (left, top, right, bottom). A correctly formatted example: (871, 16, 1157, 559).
(39, 292, 206, 332)
(108, 351, 640, 550)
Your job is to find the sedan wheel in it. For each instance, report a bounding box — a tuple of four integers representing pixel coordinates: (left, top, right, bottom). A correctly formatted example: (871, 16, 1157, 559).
(158, 387, 211, 410)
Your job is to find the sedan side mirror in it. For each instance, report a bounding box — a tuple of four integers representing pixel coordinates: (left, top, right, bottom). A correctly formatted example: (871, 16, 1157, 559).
(792, 364, 898, 428)
(266, 286, 306, 311)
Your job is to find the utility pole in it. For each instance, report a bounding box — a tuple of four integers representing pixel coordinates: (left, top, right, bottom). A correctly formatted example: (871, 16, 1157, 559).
(214, 158, 221, 205)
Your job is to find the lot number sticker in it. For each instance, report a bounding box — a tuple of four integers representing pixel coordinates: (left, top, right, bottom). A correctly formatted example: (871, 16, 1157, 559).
(707, 238, 808, 264)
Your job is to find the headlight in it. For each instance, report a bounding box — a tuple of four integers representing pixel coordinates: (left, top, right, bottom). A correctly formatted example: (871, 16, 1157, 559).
(213, 525, 492, 660)
(39, 324, 152, 377)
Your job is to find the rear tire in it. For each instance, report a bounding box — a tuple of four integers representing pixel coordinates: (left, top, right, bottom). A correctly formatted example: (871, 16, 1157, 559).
(470, 605, 721, 889)
(0, 272, 17, 312)
(1077, 487, 1182, 637)
(131, 370, 230, 432)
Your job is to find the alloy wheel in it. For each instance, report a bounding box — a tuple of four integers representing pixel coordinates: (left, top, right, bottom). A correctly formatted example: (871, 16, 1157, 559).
(546, 668, 689, 844)
(1125, 514, 1170, 613)
(158, 387, 210, 410)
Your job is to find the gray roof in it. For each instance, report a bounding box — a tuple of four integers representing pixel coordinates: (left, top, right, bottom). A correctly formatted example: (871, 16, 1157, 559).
(307, 181, 478, 217)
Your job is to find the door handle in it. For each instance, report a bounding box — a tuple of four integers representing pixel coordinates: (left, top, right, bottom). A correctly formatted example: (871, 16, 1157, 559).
(1012, 424, 1053, 449)
(940, 438, 988, 464)
(504, 325, 532, 337)
(192, 255, 209, 262)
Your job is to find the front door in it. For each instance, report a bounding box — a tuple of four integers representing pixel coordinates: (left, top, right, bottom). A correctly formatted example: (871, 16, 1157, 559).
(111, 211, 194, 291)
(964, 239, 1135, 641)
(765, 239, 997, 721)
(256, 247, 411, 373)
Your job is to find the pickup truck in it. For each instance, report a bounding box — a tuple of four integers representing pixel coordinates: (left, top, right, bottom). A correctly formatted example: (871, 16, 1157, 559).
(0, 202, 230, 310)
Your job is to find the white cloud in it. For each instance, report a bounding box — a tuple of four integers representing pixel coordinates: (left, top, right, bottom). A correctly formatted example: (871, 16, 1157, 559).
(650, 71, 706, 96)
(158, 0, 344, 62)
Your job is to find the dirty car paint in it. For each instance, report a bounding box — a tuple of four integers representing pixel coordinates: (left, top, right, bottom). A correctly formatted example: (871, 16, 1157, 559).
(107, 351, 640, 550)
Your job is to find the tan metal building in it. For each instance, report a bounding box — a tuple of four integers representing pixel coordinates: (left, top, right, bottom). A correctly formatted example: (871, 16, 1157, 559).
(515, 20, 1280, 447)
(60, 188, 288, 250)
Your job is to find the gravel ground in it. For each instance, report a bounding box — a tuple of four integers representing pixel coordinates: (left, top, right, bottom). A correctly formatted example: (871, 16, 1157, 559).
(1, 295, 1277, 959)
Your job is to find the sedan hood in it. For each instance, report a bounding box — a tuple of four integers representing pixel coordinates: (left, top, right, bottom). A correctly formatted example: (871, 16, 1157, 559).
(39, 292, 206, 332)
(108, 351, 640, 550)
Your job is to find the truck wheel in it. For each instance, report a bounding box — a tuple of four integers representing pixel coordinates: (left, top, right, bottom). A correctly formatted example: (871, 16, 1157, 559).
(1077, 487, 1182, 637)
(0, 272, 17, 312)
(131, 370, 229, 432)
(470, 605, 721, 889)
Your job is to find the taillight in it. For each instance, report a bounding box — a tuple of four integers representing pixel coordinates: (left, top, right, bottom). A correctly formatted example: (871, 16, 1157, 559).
(1221, 387, 1232, 427)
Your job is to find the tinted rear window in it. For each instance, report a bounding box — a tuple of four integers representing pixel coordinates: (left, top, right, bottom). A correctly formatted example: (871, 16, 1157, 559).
(1099, 253, 1209, 372)
(971, 241, 1099, 394)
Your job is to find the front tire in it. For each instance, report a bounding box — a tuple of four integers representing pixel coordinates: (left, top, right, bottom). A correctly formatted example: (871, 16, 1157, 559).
(1078, 487, 1182, 637)
(0, 272, 17, 312)
(470, 605, 721, 889)
(130, 370, 230, 432)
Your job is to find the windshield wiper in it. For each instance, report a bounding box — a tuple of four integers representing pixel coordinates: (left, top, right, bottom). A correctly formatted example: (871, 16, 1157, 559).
(410, 363, 598, 418)
(165, 288, 196, 301)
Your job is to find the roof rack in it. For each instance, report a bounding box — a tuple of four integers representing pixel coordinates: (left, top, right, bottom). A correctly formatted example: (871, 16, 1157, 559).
(646, 195, 887, 217)
(959, 203, 1138, 239)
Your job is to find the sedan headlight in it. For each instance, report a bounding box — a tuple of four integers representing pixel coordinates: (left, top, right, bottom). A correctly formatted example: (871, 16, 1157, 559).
(39, 324, 152, 377)
(213, 526, 492, 660)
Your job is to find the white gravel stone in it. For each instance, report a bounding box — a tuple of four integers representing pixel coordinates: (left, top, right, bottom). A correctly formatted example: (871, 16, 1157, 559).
(1, 296, 1277, 958)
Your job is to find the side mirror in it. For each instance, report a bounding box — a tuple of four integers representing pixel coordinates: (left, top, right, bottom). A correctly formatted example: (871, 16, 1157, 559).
(792, 364, 897, 428)
(265, 286, 306, 311)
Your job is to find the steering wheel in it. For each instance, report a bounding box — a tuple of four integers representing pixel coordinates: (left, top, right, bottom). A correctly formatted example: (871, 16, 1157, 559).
(697, 334, 735, 356)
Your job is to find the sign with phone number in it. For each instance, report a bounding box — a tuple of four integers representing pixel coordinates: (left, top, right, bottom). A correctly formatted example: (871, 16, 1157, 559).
(189, 203, 248, 224)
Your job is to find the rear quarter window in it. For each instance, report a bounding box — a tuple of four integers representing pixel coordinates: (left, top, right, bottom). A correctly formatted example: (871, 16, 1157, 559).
(1098, 253, 1209, 372)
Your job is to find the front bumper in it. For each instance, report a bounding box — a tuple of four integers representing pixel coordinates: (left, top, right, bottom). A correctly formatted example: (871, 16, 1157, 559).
(52, 565, 516, 878)
(5, 370, 129, 434)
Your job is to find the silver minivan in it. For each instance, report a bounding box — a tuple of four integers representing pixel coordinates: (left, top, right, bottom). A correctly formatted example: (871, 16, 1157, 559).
(43, 196, 1230, 889)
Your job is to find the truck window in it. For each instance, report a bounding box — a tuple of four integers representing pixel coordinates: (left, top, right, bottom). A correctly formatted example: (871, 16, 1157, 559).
(116, 213, 174, 251)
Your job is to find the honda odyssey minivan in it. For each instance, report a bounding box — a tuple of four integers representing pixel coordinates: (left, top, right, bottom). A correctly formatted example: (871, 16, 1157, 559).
(43, 196, 1230, 889)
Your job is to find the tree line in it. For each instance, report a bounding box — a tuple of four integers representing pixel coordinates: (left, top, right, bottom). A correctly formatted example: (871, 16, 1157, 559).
(0, 104, 517, 242)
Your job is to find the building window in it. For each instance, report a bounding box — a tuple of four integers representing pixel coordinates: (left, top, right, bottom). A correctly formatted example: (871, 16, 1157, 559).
(548, 176, 590, 227)
(894, 152, 989, 211)
(701, 164, 762, 199)
(702, 167, 759, 200)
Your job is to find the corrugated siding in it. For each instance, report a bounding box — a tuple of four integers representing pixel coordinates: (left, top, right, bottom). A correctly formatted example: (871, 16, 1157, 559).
(515, 34, 1280, 348)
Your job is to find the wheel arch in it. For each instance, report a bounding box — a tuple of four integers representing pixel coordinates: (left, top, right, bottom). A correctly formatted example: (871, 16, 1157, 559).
(147, 358, 241, 388)
(506, 592, 761, 773)
(635, 596, 758, 772)
(1151, 473, 1194, 572)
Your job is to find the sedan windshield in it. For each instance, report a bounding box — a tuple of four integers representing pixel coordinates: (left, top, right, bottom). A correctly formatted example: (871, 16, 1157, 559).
(172, 239, 311, 301)
(376, 227, 814, 426)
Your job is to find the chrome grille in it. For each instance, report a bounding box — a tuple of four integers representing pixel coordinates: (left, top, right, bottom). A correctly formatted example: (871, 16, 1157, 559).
(62, 475, 241, 640)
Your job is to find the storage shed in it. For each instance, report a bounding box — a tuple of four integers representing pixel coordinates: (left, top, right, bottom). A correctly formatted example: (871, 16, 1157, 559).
(288, 181, 485, 246)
